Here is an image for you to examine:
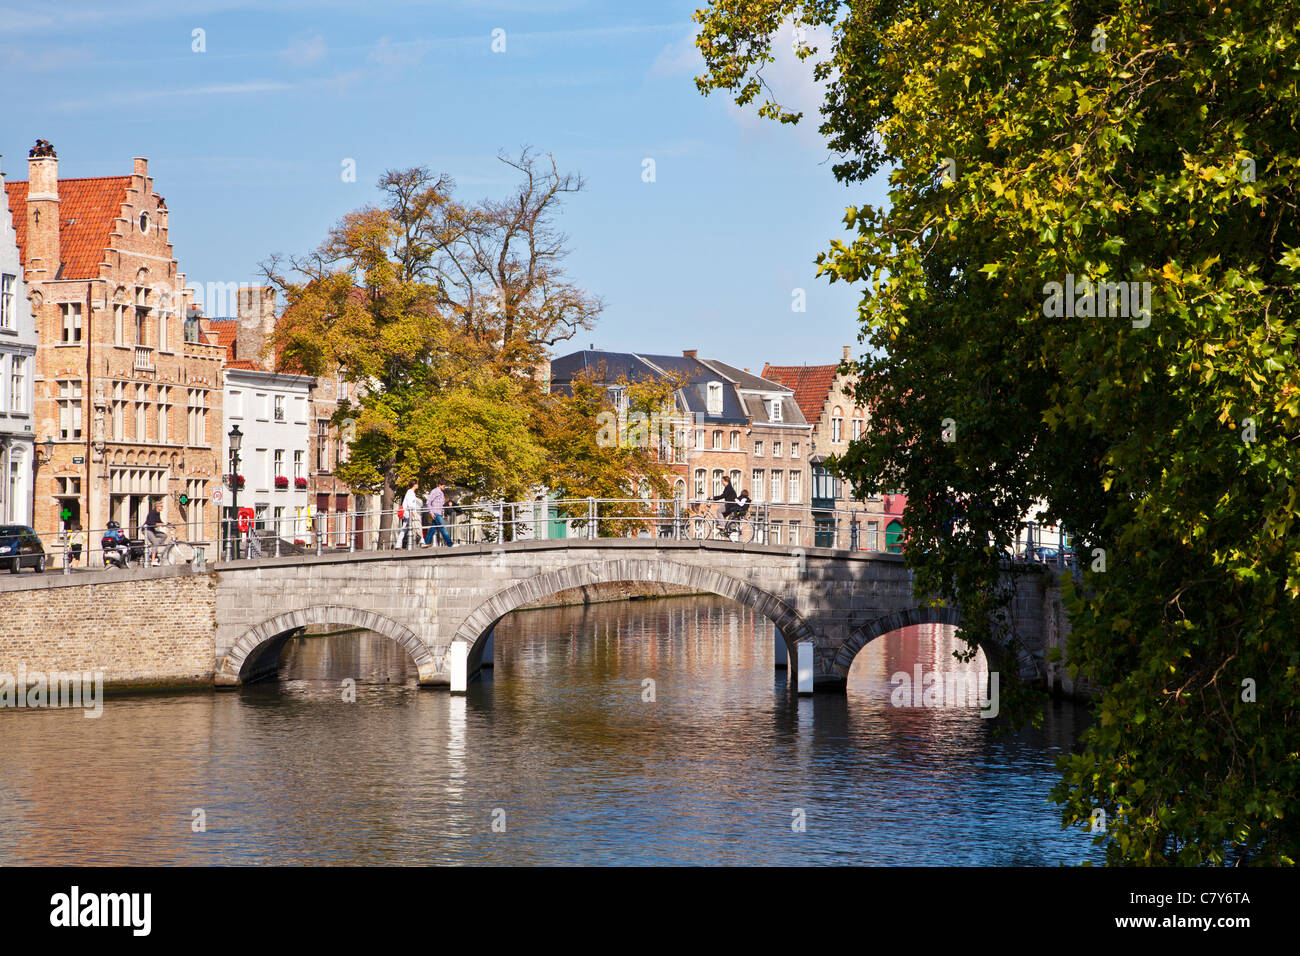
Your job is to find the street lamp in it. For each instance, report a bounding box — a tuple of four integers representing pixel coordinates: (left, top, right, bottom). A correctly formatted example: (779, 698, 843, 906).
(228, 424, 242, 559)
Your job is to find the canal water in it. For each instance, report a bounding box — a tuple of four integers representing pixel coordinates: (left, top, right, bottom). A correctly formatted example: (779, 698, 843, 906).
(0, 595, 1100, 865)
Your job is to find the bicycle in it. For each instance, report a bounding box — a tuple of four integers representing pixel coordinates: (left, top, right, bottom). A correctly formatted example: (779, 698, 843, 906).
(149, 525, 195, 566)
(687, 501, 754, 542)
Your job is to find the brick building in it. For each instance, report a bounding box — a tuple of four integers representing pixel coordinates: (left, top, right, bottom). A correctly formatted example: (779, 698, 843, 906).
(3, 142, 225, 544)
(548, 348, 815, 544)
(763, 346, 907, 550)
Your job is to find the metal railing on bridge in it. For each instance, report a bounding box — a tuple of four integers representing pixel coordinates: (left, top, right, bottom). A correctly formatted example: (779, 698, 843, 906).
(19, 498, 1078, 575)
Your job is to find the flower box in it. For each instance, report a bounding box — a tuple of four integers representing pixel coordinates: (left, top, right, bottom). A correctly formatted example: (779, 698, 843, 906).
(294, 477, 309, 489)
(275, 476, 290, 489)
(228, 474, 246, 488)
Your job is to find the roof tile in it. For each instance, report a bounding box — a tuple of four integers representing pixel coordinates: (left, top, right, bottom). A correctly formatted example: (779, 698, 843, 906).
(4, 176, 132, 280)
(761, 364, 840, 423)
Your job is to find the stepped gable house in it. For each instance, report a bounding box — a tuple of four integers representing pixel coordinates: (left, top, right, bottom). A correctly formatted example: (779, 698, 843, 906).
(4, 141, 225, 542)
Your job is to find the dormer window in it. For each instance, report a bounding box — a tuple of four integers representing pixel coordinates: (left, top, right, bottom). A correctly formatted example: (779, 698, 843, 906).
(767, 398, 783, 422)
(706, 381, 723, 416)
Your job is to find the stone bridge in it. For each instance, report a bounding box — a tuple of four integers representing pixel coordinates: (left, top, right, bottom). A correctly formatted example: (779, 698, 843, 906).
(213, 539, 1070, 693)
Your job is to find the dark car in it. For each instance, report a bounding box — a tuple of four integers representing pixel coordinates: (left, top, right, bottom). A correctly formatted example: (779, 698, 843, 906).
(0, 525, 47, 573)
(1022, 544, 1077, 568)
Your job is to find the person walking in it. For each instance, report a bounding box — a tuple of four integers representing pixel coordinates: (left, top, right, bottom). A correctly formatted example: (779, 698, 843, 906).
(399, 480, 421, 549)
(69, 523, 85, 567)
(424, 480, 453, 547)
(143, 499, 167, 566)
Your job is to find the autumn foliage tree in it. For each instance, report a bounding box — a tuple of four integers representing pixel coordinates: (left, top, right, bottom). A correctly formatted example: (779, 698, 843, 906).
(266, 150, 674, 537)
(695, 0, 1300, 864)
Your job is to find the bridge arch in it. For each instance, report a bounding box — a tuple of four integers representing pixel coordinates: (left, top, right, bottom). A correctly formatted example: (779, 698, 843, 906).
(449, 557, 817, 662)
(831, 604, 1000, 681)
(220, 605, 441, 686)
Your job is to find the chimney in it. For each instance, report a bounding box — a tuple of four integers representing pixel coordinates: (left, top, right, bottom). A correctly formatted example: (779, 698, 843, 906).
(842, 345, 851, 361)
(26, 140, 60, 280)
(236, 285, 278, 366)
(682, 349, 697, 359)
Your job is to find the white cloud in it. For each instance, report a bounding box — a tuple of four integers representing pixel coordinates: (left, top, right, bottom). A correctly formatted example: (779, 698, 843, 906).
(53, 80, 294, 111)
(282, 32, 327, 67)
(650, 28, 701, 77)
(727, 19, 835, 143)
(368, 36, 429, 70)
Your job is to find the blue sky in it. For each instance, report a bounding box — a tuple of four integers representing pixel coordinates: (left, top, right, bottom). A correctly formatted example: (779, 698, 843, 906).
(1, 0, 888, 371)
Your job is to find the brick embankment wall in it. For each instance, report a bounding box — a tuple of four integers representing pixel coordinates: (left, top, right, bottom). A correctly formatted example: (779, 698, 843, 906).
(518, 580, 703, 610)
(0, 569, 217, 689)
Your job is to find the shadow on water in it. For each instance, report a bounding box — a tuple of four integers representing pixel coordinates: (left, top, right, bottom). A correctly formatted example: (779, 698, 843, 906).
(0, 595, 1099, 865)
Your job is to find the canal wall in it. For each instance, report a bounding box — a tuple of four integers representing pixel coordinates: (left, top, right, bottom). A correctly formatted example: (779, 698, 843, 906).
(0, 567, 216, 689)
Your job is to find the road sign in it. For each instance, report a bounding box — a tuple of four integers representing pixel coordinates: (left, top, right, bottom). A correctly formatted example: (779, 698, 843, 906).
(72, 456, 85, 464)
(210, 488, 223, 505)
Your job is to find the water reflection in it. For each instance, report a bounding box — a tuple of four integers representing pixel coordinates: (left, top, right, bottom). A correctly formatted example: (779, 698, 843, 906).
(0, 596, 1097, 865)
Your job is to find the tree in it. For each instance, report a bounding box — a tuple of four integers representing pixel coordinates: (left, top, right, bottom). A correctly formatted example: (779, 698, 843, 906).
(694, 0, 1300, 864)
(267, 151, 674, 542)
(532, 368, 683, 534)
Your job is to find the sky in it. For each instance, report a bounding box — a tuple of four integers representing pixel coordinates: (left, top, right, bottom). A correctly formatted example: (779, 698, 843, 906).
(0, 0, 889, 372)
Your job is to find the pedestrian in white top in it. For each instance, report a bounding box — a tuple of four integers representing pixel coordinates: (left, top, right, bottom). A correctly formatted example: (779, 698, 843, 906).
(399, 480, 421, 549)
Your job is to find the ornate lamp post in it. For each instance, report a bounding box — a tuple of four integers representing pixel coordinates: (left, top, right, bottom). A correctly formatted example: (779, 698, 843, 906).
(228, 424, 242, 559)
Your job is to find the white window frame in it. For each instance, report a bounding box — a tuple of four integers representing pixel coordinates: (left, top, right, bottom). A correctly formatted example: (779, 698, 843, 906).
(9, 356, 26, 414)
(0, 274, 15, 330)
(61, 303, 83, 343)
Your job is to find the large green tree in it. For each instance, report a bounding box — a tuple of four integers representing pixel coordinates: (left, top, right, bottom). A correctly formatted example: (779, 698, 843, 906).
(695, 0, 1300, 864)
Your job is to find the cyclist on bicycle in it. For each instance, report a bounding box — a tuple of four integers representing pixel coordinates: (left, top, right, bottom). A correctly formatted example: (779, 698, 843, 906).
(710, 475, 738, 519)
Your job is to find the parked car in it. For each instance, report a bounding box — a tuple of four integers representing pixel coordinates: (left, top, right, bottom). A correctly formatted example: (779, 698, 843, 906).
(0, 525, 47, 573)
(1021, 544, 1076, 567)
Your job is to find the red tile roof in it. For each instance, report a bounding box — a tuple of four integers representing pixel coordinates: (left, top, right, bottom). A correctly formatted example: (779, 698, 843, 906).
(761, 363, 840, 423)
(4, 176, 132, 280)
